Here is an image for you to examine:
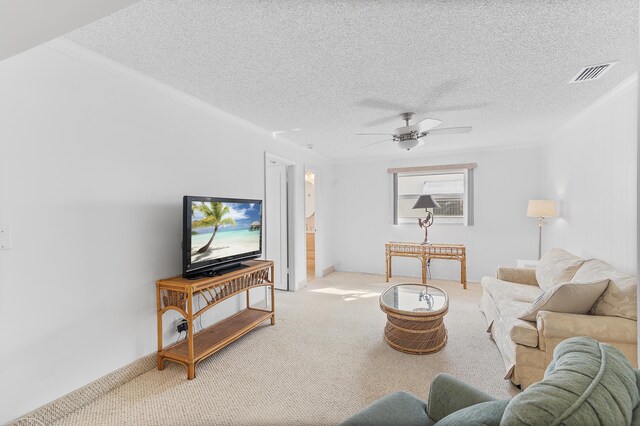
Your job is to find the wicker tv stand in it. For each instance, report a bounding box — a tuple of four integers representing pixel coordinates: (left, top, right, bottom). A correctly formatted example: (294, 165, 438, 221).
(156, 260, 274, 379)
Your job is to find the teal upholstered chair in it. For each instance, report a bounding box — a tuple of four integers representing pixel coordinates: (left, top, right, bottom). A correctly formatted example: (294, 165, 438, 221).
(342, 337, 640, 426)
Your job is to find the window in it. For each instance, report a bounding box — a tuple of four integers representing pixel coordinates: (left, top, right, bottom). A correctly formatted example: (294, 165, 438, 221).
(391, 164, 475, 225)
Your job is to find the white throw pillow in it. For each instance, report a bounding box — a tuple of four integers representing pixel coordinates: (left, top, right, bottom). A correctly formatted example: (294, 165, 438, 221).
(535, 248, 585, 291)
(518, 279, 609, 322)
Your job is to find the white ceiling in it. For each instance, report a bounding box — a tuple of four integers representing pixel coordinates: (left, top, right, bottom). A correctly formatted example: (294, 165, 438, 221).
(0, 0, 138, 61)
(67, 0, 638, 161)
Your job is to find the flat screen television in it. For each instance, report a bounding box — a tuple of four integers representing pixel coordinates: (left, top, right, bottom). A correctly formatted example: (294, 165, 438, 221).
(182, 196, 262, 278)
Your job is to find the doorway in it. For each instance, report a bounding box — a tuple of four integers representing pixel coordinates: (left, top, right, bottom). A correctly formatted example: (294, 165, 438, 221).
(265, 154, 293, 291)
(305, 170, 316, 282)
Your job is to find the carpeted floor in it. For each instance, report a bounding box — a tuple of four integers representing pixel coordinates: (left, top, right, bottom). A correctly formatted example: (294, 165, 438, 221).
(50, 272, 519, 425)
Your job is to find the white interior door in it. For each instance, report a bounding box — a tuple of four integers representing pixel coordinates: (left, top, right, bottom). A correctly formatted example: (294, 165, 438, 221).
(266, 162, 289, 290)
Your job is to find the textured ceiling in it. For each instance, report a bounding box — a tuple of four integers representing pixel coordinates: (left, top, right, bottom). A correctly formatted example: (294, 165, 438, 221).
(67, 0, 638, 161)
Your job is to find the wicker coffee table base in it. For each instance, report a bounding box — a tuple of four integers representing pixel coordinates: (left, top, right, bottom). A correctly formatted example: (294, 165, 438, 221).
(382, 310, 448, 354)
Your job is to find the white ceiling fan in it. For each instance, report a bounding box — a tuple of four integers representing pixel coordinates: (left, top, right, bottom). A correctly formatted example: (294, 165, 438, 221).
(357, 112, 472, 151)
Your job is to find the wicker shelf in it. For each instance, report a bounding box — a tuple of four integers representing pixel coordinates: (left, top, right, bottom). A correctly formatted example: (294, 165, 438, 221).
(162, 308, 273, 362)
(156, 260, 275, 379)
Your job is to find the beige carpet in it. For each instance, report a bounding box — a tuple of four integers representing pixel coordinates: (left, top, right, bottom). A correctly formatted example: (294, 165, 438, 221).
(46, 272, 518, 425)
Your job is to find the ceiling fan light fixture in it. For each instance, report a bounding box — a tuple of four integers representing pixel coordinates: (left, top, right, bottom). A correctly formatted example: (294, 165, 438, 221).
(356, 111, 471, 150)
(398, 139, 419, 151)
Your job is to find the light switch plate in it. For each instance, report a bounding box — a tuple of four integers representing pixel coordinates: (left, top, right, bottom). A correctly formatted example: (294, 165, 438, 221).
(0, 229, 11, 249)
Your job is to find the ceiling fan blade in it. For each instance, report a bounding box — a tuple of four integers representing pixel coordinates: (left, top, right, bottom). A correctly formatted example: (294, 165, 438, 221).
(361, 138, 393, 148)
(414, 118, 443, 133)
(356, 133, 395, 136)
(363, 114, 401, 127)
(358, 98, 406, 111)
(426, 126, 472, 136)
(418, 78, 464, 110)
(427, 102, 488, 112)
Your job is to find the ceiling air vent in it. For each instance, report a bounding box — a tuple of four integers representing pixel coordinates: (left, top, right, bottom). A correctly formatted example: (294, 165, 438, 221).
(569, 62, 617, 83)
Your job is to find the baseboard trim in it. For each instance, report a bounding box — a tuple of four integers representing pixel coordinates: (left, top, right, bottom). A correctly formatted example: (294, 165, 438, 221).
(322, 265, 335, 277)
(10, 353, 156, 425)
(295, 279, 307, 291)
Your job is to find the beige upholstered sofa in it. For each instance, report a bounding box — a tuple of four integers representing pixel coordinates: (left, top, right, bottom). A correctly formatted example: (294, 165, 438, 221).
(480, 248, 637, 388)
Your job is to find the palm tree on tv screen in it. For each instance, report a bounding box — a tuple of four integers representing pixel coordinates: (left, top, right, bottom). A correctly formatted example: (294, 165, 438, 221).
(192, 202, 236, 254)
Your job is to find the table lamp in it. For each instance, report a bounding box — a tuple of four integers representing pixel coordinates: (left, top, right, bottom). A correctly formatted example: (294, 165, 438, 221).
(527, 200, 557, 259)
(413, 195, 440, 245)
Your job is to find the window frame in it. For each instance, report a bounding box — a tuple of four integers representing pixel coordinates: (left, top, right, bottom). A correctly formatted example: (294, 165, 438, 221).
(391, 167, 474, 226)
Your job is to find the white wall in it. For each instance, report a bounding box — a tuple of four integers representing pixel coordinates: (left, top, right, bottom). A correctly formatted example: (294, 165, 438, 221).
(0, 41, 334, 423)
(541, 74, 638, 275)
(0, 0, 138, 60)
(332, 146, 542, 282)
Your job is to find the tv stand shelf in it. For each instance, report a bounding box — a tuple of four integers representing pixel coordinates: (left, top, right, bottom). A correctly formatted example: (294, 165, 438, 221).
(156, 260, 274, 379)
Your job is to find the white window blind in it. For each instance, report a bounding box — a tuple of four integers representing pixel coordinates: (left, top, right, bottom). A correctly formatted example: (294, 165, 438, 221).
(390, 164, 475, 226)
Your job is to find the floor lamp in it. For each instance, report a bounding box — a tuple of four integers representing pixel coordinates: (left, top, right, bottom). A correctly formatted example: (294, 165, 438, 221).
(527, 200, 557, 259)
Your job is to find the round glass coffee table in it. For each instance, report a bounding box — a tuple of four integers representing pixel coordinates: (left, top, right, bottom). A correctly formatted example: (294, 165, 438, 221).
(379, 284, 449, 354)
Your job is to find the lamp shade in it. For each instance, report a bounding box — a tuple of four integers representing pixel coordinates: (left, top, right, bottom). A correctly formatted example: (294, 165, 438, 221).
(413, 195, 441, 210)
(527, 200, 557, 218)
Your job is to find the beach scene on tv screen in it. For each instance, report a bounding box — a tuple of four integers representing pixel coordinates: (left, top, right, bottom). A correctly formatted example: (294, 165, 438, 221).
(190, 201, 261, 264)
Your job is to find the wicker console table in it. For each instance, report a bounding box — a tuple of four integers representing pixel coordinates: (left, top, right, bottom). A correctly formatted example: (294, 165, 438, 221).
(156, 260, 274, 379)
(385, 242, 467, 289)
